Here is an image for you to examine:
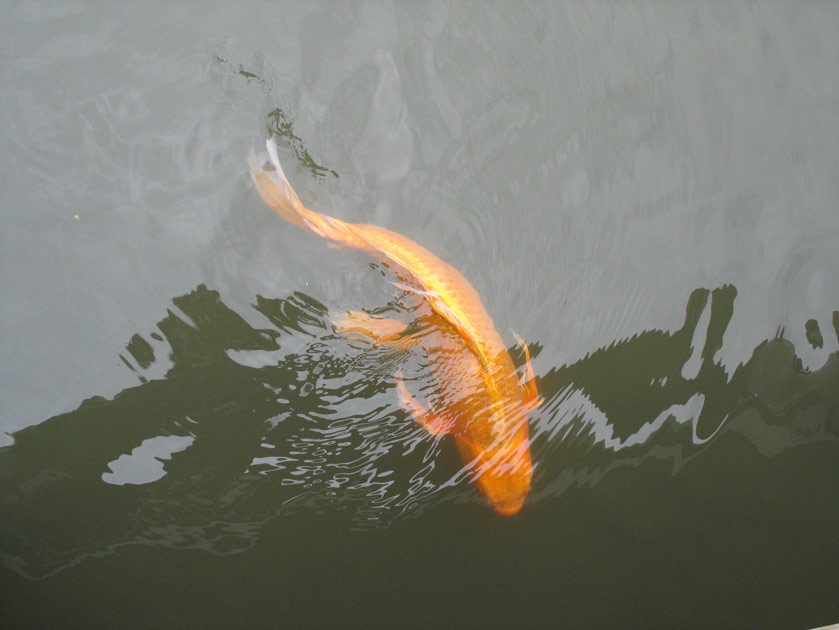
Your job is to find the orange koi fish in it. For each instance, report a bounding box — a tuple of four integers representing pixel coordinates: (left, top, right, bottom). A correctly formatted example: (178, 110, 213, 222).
(249, 139, 539, 515)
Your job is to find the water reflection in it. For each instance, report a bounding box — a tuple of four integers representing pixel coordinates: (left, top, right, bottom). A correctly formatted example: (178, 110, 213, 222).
(530, 286, 839, 501)
(1, 284, 836, 578)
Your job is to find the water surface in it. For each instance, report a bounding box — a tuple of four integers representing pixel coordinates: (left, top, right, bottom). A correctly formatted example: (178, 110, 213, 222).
(2, 2, 838, 628)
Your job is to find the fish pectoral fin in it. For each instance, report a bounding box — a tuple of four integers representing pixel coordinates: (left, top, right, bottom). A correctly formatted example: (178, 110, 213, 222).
(333, 311, 412, 349)
(513, 331, 542, 411)
(395, 370, 452, 436)
(523, 389, 543, 413)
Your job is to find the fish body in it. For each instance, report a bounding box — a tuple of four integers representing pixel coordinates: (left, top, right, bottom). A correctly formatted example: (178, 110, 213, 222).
(249, 139, 537, 515)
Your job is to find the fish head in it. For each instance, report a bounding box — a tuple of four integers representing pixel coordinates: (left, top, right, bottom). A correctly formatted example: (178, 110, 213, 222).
(454, 419, 532, 516)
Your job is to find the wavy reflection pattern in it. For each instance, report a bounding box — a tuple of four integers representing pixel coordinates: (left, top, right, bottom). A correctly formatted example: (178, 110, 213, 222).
(1, 284, 836, 578)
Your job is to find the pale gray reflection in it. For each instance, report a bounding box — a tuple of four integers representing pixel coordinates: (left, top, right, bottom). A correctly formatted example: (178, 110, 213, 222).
(535, 388, 710, 454)
(102, 435, 195, 486)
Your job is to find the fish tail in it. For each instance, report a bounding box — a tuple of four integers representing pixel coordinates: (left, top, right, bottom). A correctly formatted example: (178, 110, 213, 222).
(249, 138, 369, 249)
(248, 138, 312, 231)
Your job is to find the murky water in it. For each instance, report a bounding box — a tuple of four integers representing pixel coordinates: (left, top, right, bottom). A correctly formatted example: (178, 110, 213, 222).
(2, 2, 838, 628)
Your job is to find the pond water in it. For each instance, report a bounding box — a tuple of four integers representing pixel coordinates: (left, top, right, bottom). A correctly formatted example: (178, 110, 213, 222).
(2, 2, 838, 628)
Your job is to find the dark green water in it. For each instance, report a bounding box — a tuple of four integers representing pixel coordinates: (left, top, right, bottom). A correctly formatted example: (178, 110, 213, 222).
(2, 2, 838, 628)
(3, 284, 838, 628)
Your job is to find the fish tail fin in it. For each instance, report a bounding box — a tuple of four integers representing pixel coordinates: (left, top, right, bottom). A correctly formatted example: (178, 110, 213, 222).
(248, 138, 313, 232)
(249, 138, 372, 249)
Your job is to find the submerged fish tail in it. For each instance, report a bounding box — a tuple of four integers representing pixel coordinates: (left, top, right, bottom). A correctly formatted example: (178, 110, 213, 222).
(249, 138, 369, 250)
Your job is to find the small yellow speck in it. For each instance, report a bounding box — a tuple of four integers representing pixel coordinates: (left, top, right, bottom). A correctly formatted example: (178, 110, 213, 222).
(73, 214, 80, 222)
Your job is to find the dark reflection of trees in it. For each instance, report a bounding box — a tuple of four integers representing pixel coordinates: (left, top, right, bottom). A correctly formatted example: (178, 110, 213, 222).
(1, 284, 837, 578)
(528, 286, 838, 500)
